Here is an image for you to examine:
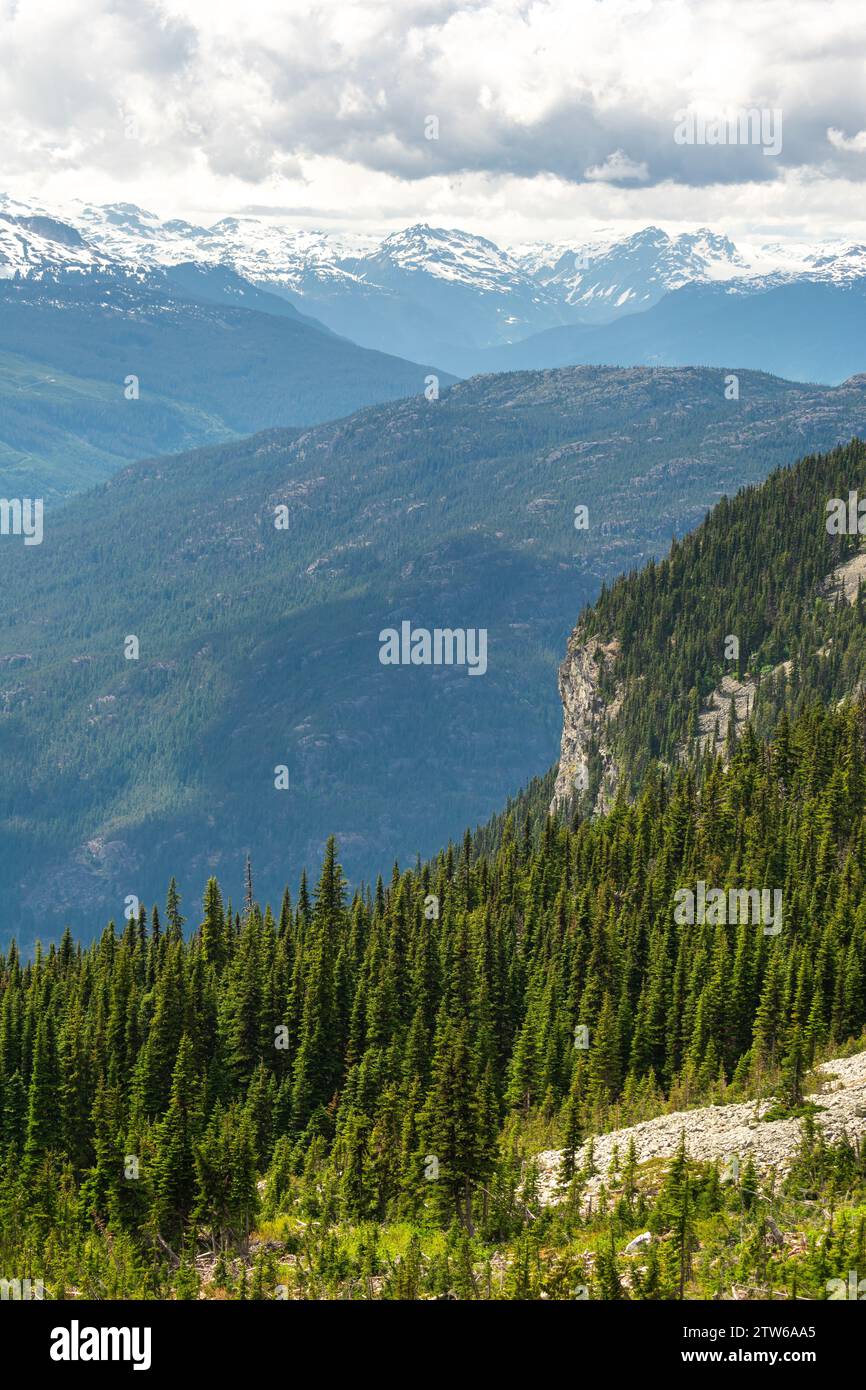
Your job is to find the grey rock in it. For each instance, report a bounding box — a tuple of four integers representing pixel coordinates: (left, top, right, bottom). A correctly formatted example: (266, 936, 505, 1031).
(536, 1052, 866, 1209)
(623, 1232, 652, 1254)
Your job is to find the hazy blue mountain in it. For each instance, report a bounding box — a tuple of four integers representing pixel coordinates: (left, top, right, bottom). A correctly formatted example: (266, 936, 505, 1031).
(158, 261, 336, 328)
(299, 224, 572, 368)
(461, 278, 866, 382)
(0, 271, 453, 501)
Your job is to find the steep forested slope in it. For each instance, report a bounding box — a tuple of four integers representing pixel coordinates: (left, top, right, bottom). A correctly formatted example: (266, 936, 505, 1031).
(559, 438, 866, 808)
(2, 694, 866, 1298)
(6, 424, 866, 1301)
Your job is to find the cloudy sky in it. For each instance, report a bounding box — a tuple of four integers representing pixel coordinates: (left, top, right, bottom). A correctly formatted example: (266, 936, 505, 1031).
(3, 0, 866, 245)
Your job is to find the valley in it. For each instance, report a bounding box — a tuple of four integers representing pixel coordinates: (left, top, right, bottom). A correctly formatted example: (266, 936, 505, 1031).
(5, 367, 866, 943)
(0, 271, 454, 501)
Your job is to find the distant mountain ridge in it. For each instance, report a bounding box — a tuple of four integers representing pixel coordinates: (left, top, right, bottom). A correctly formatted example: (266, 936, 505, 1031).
(467, 277, 866, 385)
(512, 226, 748, 320)
(0, 267, 453, 501)
(6, 194, 866, 373)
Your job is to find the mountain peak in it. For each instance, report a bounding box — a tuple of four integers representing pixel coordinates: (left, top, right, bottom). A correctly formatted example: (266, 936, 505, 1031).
(3, 195, 866, 361)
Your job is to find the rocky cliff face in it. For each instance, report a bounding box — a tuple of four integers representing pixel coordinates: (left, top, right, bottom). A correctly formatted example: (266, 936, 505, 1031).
(551, 631, 622, 815)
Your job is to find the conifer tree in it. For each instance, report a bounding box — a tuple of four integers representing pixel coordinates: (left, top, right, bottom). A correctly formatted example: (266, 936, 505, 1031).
(151, 1035, 201, 1243)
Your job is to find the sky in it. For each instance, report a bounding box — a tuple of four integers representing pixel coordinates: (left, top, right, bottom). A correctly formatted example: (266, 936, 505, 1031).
(2, 0, 866, 247)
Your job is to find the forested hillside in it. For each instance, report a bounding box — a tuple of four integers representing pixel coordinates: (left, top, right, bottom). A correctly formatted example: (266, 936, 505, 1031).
(3, 693, 866, 1299)
(574, 438, 866, 796)
(0, 273, 451, 500)
(5, 367, 866, 944)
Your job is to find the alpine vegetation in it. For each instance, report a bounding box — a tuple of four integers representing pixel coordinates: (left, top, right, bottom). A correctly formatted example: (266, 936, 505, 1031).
(5, 0, 866, 1343)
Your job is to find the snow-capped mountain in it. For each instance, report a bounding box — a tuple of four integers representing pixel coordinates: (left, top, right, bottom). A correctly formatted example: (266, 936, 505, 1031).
(510, 226, 748, 323)
(0, 202, 113, 278)
(330, 223, 568, 359)
(717, 239, 866, 296)
(0, 196, 375, 292)
(349, 223, 538, 294)
(4, 192, 866, 372)
(191, 220, 375, 294)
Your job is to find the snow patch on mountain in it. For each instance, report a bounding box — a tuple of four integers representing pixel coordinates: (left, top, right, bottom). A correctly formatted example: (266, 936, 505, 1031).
(0, 197, 112, 278)
(350, 223, 542, 296)
(511, 226, 749, 323)
(5, 193, 866, 347)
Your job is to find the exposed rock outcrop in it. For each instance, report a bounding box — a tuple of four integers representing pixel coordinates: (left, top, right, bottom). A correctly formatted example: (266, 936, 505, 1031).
(687, 662, 792, 761)
(536, 1050, 866, 1208)
(685, 545, 866, 763)
(551, 632, 621, 815)
(552, 546, 866, 819)
(822, 547, 866, 605)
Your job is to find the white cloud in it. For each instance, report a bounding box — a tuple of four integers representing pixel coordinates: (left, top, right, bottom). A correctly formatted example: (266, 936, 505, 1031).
(1, 0, 866, 242)
(584, 151, 650, 184)
(827, 127, 866, 153)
